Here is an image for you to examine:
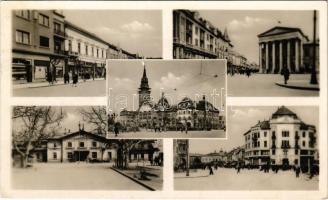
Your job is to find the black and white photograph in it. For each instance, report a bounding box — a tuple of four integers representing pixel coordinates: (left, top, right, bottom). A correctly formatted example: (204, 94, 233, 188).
(12, 10, 162, 97)
(107, 60, 226, 138)
(12, 106, 163, 191)
(173, 10, 320, 96)
(174, 106, 319, 190)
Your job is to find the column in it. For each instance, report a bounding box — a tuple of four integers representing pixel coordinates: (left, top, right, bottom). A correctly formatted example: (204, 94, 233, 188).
(259, 43, 262, 73)
(265, 42, 269, 73)
(272, 42, 276, 73)
(295, 39, 300, 72)
(287, 40, 291, 72)
(279, 41, 283, 73)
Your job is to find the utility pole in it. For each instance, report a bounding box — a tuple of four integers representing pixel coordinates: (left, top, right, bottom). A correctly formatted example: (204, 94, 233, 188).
(310, 10, 318, 85)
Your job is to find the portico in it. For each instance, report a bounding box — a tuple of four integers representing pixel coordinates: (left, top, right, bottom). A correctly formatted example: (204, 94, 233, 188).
(258, 27, 309, 74)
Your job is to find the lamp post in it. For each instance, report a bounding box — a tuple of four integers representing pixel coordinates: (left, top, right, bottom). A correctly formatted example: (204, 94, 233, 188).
(310, 10, 318, 85)
(186, 140, 190, 176)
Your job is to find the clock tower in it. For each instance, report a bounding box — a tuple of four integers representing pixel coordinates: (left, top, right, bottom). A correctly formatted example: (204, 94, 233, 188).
(138, 63, 151, 108)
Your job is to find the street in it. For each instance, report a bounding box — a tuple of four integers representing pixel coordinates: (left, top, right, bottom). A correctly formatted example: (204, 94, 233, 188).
(13, 80, 106, 97)
(107, 130, 226, 138)
(12, 163, 147, 190)
(228, 74, 319, 97)
(174, 167, 318, 190)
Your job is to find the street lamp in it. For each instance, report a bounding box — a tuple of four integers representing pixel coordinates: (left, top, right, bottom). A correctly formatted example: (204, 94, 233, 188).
(310, 10, 318, 85)
(186, 140, 190, 176)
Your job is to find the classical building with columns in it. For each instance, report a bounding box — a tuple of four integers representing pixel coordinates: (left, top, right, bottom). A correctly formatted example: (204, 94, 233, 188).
(258, 27, 309, 74)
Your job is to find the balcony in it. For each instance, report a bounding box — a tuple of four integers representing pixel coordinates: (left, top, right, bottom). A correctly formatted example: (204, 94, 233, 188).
(65, 51, 79, 57)
(54, 49, 66, 55)
(281, 144, 290, 149)
(54, 29, 65, 38)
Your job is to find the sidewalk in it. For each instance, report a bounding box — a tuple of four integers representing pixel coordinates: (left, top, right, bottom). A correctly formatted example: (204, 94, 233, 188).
(13, 78, 105, 89)
(174, 169, 210, 178)
(275, 80, 320, 91)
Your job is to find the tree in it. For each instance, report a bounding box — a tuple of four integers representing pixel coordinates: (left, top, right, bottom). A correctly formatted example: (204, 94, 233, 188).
(79, 106, 107, 135)
(12, 106, 64, 168)
(114, 139, 156, 170)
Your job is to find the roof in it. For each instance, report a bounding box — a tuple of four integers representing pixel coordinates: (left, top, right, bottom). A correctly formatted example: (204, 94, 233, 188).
(48, 130, 107, 142)
(272, 106, 298, 119)
(258, 26, 309, 41)
(196, 100, 220, 113)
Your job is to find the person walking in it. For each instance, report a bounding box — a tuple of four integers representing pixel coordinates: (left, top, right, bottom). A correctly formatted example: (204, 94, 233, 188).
(209, 164, 214, 175)
(295, 164, 301, 178)
(114, 122, 119, 137)
(72, 72, 78, 87)
(281, 66, 290, 85)
(64, 72, 69, 84)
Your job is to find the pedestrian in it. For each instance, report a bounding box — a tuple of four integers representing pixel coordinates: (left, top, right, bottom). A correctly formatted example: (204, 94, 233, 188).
(72, 72, 78, 87)
(237, 163, 241, 174)
(48, 65, 54, 85)
(309, 165, 314, 179)
(209, 164, 214, 175)
(281, 66, 290, 85)
(64, 72, 69, 84)
(295, 164, 300, 178)
(114, 123, 119, 137)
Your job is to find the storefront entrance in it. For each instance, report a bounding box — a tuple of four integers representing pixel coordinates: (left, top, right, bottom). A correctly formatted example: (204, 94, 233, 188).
(74, 151, 89, 161)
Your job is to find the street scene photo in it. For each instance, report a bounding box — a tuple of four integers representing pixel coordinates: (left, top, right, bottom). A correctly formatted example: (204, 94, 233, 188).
(12, 10, 162, 97)
(108, 60, 226, 138)
(174, 106, 319, 190)
(173, 10, 319, 96)
(12, 106, 163, 191)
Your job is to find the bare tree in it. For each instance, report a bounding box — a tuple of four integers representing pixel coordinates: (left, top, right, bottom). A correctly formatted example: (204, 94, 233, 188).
(12, 106, 64, 168)
(79, 106, 107, 135)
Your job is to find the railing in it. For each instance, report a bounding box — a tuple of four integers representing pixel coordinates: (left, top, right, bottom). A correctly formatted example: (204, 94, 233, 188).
(54, 29, 65, 37)
(54, 49, 66, 55)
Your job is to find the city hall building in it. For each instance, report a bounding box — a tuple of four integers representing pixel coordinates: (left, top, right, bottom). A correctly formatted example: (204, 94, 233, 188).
(244, 106, 317, 171)
(117, 64, 225, 131)
(258, 26, 317, 74)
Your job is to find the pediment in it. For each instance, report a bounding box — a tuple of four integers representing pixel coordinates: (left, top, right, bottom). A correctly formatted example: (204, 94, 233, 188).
(258, 27, 301, 37)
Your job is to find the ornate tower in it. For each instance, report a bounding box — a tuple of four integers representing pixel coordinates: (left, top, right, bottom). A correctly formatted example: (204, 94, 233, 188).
(138, 63, 151, 108)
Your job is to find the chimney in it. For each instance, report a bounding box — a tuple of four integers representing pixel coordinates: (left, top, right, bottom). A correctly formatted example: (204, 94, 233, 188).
(78, 122, 81, 131)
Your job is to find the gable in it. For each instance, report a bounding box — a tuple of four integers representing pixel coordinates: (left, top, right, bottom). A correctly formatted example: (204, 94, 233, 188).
(258, 27, 302, 37)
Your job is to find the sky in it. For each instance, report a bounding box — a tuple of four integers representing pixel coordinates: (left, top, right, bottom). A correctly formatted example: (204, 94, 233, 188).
(198, 10, 318, 64)
(107, 60, 226, 114)
(63, 10, 162, 58)
(13, 106, 106, 135)
(189, 106, 319, 154)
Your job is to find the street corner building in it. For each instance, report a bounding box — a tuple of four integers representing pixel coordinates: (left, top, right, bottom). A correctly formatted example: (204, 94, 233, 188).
(258, 26, 319, 74)
(12, 124, 163, 165)
(110, 63, 225, 133)
(173, 10, 233, 59)
(243, 106, 318, 172)
(12, 10, 139, 85)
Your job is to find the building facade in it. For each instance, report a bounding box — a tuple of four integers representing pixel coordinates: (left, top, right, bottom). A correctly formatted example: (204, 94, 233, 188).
(173, 139, 189, 171)
(173, 10, 233, 59)
(258, 26, 309, 74)
(244, 106, 317, 172)
(64, 21, 107, 79)
(12, 10, 67, 83)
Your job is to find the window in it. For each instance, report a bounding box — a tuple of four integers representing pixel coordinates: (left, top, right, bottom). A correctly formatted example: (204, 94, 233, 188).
(92, 141, 97, 147)
(282, 131, 289, 137)
(282, 140, 290, 147)
(195, 27, 199, 35)
(264, 132, 267, 137)
(68, 40, 72, 51)
(16, 10, 30, 20)
(85, 45, 88, 55)
(92, 152, 97, 159)
(302, 131, 306, 137)
(16, 30, 30, 45)
(78, 42, 81, 54)
(53, 152, 57, 159)
(195, 39, 198, 46)
(102, 50, 104, 58)
(295, 149, 298, 155)
(38, 14, 49, 27)
(302, 141, 305, 147)
(39, 36, 49, 47)
(97, 49, 99, 58)
(67, 152, 73, 159)
(54, 22, 61, 32)
(272, 149, 275, 155)
(91, 47, 94, 56)
(264, 141, 267, 147)
(79, 142, 84, 148)
(67, 142, 72, 148)
(53, 143, 57, 148)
